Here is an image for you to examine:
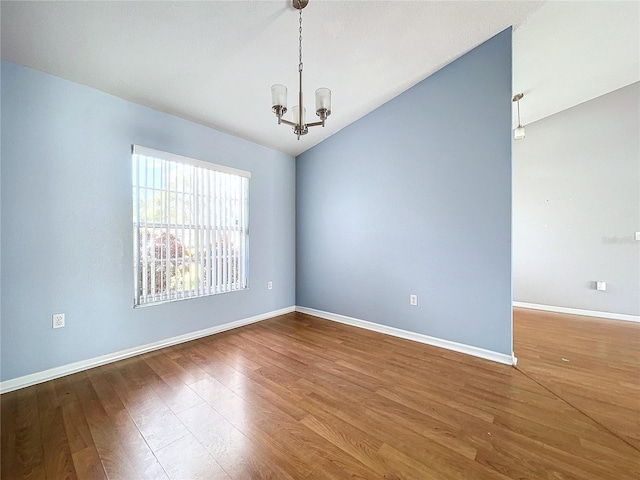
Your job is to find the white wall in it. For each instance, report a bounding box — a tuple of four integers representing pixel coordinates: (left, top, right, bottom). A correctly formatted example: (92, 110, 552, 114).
(513, 82, 640, 317)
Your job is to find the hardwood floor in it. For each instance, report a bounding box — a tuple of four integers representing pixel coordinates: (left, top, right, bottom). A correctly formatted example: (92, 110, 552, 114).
(2, 310, 639, 479)
(513, 307, 640, 451)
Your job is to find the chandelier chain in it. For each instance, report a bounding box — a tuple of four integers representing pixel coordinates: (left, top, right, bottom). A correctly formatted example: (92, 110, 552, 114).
(298, 3, 303, 72)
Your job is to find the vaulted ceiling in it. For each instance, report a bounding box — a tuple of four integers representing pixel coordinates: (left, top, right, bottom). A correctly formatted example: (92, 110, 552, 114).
(2, 1, 638, 157)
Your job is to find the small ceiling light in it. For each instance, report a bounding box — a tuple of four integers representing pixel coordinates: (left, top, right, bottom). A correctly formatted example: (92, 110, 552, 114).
(512, 93, 525, 140)
(271, 0, 331, 140)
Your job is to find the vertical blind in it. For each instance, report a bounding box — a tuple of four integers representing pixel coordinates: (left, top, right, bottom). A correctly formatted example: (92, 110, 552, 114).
(132, 145, 250, 307)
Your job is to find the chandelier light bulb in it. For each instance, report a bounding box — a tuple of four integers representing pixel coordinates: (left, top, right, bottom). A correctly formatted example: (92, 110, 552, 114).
(315, 88, 331, 121)
(514, 125, 525, 140)
(271, 84, 288, 109)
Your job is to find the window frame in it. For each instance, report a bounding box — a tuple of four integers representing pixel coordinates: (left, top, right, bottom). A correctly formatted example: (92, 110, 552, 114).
(131, 145, 250, 308)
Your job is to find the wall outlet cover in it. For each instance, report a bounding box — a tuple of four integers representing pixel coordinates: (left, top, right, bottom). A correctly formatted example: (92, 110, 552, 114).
(52, 313, 65, 329)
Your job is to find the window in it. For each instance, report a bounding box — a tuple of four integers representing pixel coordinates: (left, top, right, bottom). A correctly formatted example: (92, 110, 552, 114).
(132, 145, 250, 307)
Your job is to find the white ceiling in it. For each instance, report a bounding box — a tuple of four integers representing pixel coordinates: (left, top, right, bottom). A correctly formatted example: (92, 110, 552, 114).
(514, 1, 639, 128)
(1, 1, 638, 157)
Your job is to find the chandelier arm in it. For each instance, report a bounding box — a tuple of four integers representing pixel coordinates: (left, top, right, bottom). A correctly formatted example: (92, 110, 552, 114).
(306, 121, 324, 127)
(279, 118, 297, 127)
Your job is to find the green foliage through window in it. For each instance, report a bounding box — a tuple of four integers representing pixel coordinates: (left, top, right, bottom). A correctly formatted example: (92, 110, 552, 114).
(132, 146, 250, 307)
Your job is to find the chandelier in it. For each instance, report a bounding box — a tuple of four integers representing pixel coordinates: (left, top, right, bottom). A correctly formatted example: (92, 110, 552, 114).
(271, 0, 331, 140)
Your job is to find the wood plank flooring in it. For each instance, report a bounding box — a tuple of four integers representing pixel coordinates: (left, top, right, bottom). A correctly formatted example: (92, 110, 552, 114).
(2, 310, 639, 479)
(513, 307, 640, 451)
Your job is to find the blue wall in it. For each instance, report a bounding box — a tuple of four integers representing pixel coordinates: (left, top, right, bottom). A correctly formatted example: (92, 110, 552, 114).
(1, 27, 514, 382)
(1, 60, 296, 381)
(296, 29, 513, 355)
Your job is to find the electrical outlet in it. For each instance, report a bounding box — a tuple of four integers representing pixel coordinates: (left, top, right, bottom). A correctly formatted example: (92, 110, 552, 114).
(410, 295, 418, 306)
(52, 313, 65, 329)
(267, 281, 273, 290)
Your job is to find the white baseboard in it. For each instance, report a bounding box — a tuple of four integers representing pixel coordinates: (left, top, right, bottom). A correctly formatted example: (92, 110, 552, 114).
(295, 306, 516, 366)
(513, 302, 640, 323)
(0, 306, 295, 394)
